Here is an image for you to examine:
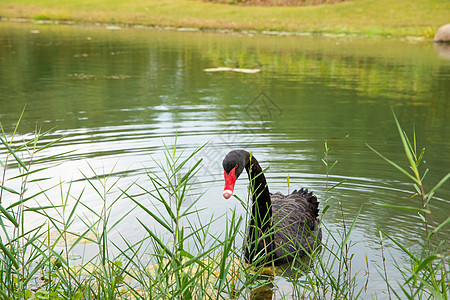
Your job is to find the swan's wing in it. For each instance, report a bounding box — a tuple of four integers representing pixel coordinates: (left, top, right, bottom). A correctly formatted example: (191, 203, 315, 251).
(272, 188, 319, 231)
(271, 189, 321, 262)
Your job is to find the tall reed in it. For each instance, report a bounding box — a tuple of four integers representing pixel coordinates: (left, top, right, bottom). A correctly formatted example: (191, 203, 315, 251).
(278, 142, 365, 299)
(367, 109, 449, 299)
(1, 110, 448, 299)
(0, 109, 73, 299)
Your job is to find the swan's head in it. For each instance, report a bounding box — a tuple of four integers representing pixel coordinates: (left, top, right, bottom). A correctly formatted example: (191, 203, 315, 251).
(222, 150, 249, 199)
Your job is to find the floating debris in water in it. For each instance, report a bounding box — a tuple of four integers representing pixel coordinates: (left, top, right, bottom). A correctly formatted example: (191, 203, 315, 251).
(68, 73, 131, 80)
(68, 73, 96, 80)
(204, 67, 261, 73)
(177, 27, 200, 32)
(104, 74, 131, 80)
(106, 25, 122, 30)
(73, 53, 89, 58)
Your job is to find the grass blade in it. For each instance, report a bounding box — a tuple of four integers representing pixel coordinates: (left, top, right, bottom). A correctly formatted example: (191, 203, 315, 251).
(0, 240, 19, 270)
(378, 227, 418, 263)
(0, 204, 19, 227)
(137, 218, 174, 258)
(428, 172, 450, 200)
(372, 202, 430, 214)
(0, 184, 20, 195)
(0, 136, 28, 171)
(127, 191, 174, 234)
(391, 108, 421, 184)
(366, 143, 418, 184)
(428, 215, 450, 239)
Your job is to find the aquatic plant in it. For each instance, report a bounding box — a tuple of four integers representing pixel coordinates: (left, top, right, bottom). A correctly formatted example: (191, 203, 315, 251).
(0, 111, 448, 299)
(367, 109, 450, 299)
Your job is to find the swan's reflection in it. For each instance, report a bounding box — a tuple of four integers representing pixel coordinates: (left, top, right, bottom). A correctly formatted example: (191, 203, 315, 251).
(245, 255, 315, 300)
(250, 279, 274, 300)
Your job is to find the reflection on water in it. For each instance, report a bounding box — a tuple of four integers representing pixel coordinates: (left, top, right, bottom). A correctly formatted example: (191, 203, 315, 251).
(0, 21, 449, 298)
(241, 256, 319, 299)
(434, 42, 450, 60)
(250, 281, 274, 300)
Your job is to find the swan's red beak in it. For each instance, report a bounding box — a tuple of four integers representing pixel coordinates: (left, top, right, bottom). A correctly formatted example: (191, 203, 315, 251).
(223, 168, 237, 199)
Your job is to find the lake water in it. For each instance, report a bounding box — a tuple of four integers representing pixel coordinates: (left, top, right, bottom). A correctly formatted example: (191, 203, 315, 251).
(0, 22, 449, 298)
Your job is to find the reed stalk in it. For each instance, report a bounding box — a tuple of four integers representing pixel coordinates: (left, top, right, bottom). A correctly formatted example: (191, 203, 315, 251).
(367, 109, 449, 299)
(0, 111, 448, 299)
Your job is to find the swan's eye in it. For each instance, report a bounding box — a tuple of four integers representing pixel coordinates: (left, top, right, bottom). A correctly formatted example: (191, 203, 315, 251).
(234, 164, 238, 169)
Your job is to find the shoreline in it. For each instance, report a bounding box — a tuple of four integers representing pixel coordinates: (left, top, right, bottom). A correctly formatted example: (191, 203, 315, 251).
(1, 0, 448, 40)
(0, 17, 433, 42)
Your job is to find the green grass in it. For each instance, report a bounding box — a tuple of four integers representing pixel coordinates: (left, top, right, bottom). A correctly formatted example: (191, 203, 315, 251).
(367, 109, 450, 299)
(0, 0, 449, 38)
(0, 111, 449, 299)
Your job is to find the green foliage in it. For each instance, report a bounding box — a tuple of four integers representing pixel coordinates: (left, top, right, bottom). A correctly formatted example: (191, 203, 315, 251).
(367, 109, 450, 299)
(34, 14, 51, 21)
(1, 0, 450, 38)
(285, 142, 364, 299)
(0, 110, 448, 299)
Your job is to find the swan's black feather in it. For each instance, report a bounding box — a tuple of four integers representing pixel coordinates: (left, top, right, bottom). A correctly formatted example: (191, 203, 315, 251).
(269, 189, 321, 265)
(223, 150, 322, 266)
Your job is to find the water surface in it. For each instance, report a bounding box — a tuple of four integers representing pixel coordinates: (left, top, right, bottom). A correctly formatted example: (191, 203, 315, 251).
(0, 22, 449, 298)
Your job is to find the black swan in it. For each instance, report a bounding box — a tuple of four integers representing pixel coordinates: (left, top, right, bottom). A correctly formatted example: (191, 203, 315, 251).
(222, 150, 322, 266)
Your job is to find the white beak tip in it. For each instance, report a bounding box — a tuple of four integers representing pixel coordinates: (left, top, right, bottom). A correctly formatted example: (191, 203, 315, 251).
(223, 190, 233, 199)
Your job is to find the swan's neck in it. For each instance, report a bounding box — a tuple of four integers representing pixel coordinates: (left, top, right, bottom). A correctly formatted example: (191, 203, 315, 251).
(245, 157, 274, 262)
(247, 159, 272, 232)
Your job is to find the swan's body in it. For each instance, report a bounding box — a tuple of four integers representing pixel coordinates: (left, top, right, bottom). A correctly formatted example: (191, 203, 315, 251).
(222, 150, 321, 266)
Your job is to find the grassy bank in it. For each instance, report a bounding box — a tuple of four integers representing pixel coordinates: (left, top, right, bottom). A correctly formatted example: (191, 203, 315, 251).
(0, 0, 449, 38)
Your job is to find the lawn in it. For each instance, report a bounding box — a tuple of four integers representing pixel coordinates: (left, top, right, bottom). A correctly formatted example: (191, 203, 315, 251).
(0, 0, 449, 38)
